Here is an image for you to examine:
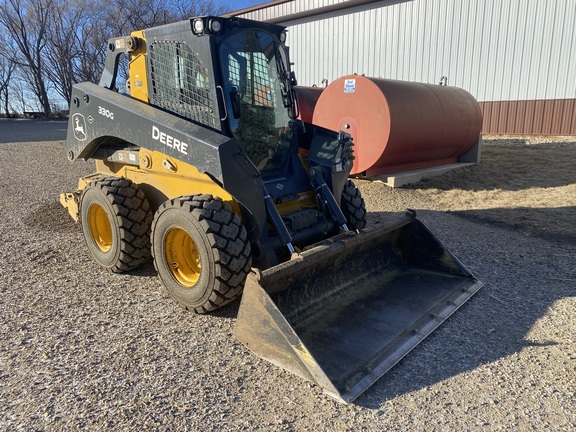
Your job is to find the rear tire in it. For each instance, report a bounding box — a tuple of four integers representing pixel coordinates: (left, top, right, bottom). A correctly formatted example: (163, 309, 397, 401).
(341, 179, 367, 230)
(151, 195, 252, 313)
(80, 176, 152, 272)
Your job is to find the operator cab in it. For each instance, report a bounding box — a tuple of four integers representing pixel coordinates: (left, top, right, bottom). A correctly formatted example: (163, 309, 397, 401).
(218, 28, 312, 205)
(219, 29, 294, 173)
(218, 26, 352, 253)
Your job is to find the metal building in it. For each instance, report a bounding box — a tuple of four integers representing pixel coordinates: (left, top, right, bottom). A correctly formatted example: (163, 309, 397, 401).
(227, 0, 576, 135)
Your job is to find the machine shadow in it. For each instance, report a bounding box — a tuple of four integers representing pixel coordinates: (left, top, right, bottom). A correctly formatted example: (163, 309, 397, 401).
(447, 206, 576, 247)
(354, 208, 575, 408)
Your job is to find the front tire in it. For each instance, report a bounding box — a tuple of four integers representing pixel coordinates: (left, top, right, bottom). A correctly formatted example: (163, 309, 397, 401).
(80, 176, 152, 273)
(341, 179, 367, 230)
(151, 195, 252, 313)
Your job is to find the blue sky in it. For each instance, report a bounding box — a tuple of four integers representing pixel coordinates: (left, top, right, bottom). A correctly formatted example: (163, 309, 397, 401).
(221, 0, 268, 14)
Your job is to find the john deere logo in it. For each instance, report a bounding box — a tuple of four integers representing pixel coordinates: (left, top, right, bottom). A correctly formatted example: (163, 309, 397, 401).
(72, 113, 87, 141)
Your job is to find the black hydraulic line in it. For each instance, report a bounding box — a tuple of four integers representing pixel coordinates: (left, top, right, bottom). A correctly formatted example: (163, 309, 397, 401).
(263, 185, 295, 254)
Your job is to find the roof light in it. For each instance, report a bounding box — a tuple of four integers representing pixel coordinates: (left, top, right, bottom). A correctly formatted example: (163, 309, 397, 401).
(193, 19, 204, 34)
(209, 19, 222, 33)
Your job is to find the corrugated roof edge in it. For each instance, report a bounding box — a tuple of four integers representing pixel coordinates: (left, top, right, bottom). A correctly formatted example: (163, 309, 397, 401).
(221, 0, 293, 18)
(221, 0, 395, 22)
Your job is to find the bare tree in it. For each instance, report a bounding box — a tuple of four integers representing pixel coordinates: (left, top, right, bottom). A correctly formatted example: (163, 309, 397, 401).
(0, 0, 54, 117)
(0, 33, 17, 117)
(44, 0, 226, 104)
(74, 6, 110, 84)
(103, 0, 226, 36)
(9, 72, 40, 114)
(43, 0, 86, 103)
(171, 0, 225, 19)
(0, 60, 16, 117)
(92, 0, 224, 90)
(0, 0, 228, 114)
(104, 0, 172, 36)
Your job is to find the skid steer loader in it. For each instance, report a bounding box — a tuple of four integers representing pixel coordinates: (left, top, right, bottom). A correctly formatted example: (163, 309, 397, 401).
(60, 16, 482, 403)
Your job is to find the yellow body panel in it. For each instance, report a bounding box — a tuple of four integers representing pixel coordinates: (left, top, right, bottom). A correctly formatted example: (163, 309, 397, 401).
(128, 30, 148, 102)
(61, 150, 239, 220)
(59, 192, 80, 222)
(275, 192, 318, 216)
(59, 173, 109, 221)
(94, 148, 238, 214)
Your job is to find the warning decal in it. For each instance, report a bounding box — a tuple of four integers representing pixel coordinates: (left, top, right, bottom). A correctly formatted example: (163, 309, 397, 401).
(344, 79, 356, 93)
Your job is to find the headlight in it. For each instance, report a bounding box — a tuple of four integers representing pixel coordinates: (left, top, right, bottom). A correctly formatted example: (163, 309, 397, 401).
(193, 19, 204, 34)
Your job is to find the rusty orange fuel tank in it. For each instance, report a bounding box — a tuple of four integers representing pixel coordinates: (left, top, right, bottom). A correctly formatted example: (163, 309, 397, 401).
(310, 75, 483, 176)
(294, 86, 324, 123)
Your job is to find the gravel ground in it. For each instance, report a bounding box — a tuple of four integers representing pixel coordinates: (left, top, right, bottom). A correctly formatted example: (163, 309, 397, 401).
(0, 126, 574, 430)
(0, 119, 68, 143)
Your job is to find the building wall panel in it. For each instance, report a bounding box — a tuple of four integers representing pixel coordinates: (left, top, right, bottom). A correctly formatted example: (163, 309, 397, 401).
(551, 103, 565, 135)
(239, 0, 576, 101)
(561, 99, 576, 133)
(238, 0, 576, 135)
(479, 100, 576, 135)
(523, 101, 537, 135)
(513, 102, 526, 135)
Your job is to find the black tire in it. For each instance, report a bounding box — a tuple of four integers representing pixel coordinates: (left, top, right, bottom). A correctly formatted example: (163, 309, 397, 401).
(80, 176, 152, 273)
(151, 194, 252, 313)
(341, 179, 367, 230)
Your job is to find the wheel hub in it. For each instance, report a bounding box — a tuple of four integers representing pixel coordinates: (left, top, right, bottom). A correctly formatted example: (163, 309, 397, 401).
(87, 203, 112, 252)
(164, 228, 201, 286)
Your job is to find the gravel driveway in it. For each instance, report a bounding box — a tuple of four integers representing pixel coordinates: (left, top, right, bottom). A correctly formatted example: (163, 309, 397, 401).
(0, 124, 574, 430)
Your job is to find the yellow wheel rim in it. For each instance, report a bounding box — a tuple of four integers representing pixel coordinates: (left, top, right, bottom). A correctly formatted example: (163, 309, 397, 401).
(164, 228, 201, 287)
(87, 203, 112, 252)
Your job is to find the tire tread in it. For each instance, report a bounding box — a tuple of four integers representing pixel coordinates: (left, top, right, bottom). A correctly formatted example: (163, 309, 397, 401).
(84, 176, 152, 272)
(341, 179, 367, 230)
(151, 194, 251, 313)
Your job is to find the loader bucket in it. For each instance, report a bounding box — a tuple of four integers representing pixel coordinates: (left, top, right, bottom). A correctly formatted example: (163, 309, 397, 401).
(235, 213, 483, 403)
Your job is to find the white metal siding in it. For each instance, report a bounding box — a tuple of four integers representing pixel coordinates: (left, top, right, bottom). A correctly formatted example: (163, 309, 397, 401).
(240, 0, 351, 21)
(239, 0, 576, 102)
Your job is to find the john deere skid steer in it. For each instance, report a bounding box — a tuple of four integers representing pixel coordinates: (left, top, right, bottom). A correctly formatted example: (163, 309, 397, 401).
(61, 16, 482, 402)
